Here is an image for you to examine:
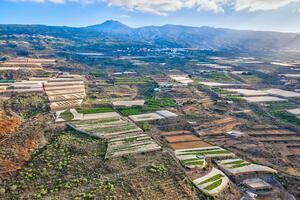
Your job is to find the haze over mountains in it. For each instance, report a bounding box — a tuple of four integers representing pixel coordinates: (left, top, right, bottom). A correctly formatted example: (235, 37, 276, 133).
(1, 20, 300, 53)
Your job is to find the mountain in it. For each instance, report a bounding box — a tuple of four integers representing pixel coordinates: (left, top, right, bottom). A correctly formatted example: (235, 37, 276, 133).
(83, 21, 300, 52)
(1, 20, 300, 53)
(86, 20, 133, 35)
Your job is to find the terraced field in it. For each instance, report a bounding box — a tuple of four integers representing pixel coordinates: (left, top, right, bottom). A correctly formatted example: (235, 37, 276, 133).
(217, 158, 277, 175)
(175, 146, 235, 158)
(106, 133, 161, 158)
(192, 168, 229, 195)
(68, 117, 142, 139)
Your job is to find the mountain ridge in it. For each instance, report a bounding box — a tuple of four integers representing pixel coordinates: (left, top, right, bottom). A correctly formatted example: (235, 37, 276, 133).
(1, 20, 300, 53)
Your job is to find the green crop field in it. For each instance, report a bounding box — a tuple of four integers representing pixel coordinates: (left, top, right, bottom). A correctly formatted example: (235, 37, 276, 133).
(204, 179, 223, 191)
(199, 174, 224, 185)
(117, 98, 176, 116)
(60, 110, 74, 121)
(266, 102, 300, 128)
(230, 162, 251, 169)
(76, 107, 114, 114)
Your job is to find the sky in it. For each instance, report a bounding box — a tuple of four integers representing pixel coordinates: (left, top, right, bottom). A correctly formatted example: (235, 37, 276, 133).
(1, 0, 300, 33)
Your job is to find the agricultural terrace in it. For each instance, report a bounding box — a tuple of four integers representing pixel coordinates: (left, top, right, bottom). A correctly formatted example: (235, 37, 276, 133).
(193, 71, 235, 83)
(266, 89, 300, 98)
(117, 98, 176, 116)
(56, 109, 120, 122)
(193, 168, 229, 196)
(210, 87, 242, 101)
(105, 133, 161, 158)
(44, 75, 86, 111)
(175, 154, 206, 169)
(266, 102, 300, 128)
(175, 146, 235, 159)
(129, 110, 178, 122)
(112, 100, 145, 107)
(76, 107, 114, 114)
(217, 158, 277, 175)
(68, 116, 142, 139)
(114, 77, 151, 85)
(168, 75, 193, 84)
(170, 141, 213, 150)
(242, 96, 287, 103)
(223, 89, 269, 96)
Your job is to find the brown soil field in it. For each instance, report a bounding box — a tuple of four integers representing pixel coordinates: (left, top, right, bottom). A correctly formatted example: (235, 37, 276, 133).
(201, 116, 235, 126)
(255, 136, 300, 142)
(249, 129, 299, 135)
(160, 130, 192, 136)
(165, 135, 201, 143)
(169, 141, 213, 150)
(288, 148, 300, 155)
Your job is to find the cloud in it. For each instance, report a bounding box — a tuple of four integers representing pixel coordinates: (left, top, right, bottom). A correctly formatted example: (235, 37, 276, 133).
(107, 0, 228, 15)
(235, 0, 300, 11)
(7, 0, 300, 14)
(120, 14, 130, 18)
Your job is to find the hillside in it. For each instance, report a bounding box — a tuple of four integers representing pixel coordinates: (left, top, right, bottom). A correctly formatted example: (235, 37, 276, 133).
(1, 20, 300, 53)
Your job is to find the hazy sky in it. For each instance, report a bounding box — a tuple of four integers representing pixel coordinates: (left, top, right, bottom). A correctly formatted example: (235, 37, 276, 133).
(1, 0, 300, 33)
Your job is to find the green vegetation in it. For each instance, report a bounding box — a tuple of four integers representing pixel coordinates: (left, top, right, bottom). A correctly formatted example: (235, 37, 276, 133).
(145, 98, 176, 107)
(7, 93, 50, 119)
(240, 74, 262, 83)
(193, 71, 234, 83)
(182, 160, 204, 166)
(117, 107, 148, 116)
(230, 162, 251, 169)
(223, 160, 244, 165)
(147, 164, 168, 175)
(203, 179, 223, 191)
(138, 81, 158, 98)
(117, 98, 176, 116)
(60, 110, 74, 121)
(88, 69, 106, 77)
(76, 107, 114, 114)
(266, 102, 300, 128)
(199, 174, 224, 185)
(0, 131, 117, 199)
(140, 121, 151, 131)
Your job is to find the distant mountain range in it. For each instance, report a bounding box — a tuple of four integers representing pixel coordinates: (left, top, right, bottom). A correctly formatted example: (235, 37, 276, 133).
(1, 20, 300, 53)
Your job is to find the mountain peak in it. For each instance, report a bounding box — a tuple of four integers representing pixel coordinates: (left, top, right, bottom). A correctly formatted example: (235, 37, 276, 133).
(86, 20, 132, 34)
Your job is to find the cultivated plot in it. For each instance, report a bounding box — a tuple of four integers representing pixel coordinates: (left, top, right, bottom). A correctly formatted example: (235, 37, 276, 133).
(242, 96, 287, 103)
(192, 168, 229, 196)
(175, 146, 235, 158)
(105, 133, 161, 158)
(68, 116, 142, 139)
(216, 158, 277, 175)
